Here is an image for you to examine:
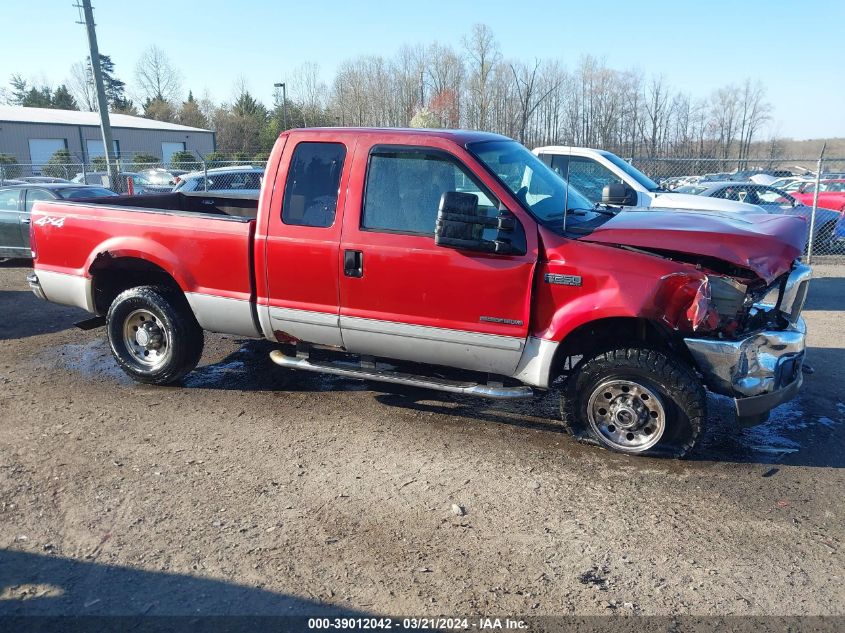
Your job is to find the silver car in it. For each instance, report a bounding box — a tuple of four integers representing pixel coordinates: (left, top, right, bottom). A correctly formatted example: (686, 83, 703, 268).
(173, 165, 264, 195)
(675, 181, 842, 249)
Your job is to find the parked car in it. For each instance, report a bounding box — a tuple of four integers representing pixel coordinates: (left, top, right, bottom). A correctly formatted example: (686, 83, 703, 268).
(27, 128, 810, 459)
(789, 179, 845, 213)
(674, 181, 841, 249)
(173, 165, 264, 195)
(137, 168, 186, 188)
(0, 179, 25, 186)
(71, 171, 172, 194)
(17, 176, 71, 184)
(533, 147, 761, 213)
(0, 183, 116, 258)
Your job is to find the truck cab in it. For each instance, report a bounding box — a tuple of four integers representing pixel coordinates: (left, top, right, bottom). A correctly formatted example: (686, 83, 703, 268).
(533, 146, 762, 214)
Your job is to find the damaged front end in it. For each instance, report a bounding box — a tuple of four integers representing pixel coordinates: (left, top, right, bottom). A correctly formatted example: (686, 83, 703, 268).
(681, 262, 811, 425)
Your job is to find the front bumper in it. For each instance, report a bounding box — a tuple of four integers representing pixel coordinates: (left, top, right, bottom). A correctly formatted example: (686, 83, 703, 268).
(26, 272, 46, 301)
(684, 317, 806, 420)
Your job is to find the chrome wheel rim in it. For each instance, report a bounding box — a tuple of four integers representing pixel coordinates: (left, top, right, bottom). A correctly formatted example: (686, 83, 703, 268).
(586, 379, 666, 452)
(122, 309, 169, 369)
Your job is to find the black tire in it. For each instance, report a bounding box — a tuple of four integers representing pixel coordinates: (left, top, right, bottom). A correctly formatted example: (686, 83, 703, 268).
(106, 285, 204, 385)
(560, 347, 706, 458)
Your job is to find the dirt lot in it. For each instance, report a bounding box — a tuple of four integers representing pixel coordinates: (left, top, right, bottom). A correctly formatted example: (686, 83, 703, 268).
(0, 260, 843, 618)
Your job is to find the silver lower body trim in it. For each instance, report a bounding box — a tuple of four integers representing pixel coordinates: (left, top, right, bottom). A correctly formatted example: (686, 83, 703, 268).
(511, 336, 559, 388)
(269, 350, 534, 399)
(34, 269, 95, 312)
(185, 292, 260, 337)
(268, 306, 343, 347)
(339, 315, 525, 375)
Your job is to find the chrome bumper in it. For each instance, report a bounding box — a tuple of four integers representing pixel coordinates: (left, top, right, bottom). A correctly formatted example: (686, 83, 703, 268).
(26, 272, 46, 301)
(685, 317, 806, 420)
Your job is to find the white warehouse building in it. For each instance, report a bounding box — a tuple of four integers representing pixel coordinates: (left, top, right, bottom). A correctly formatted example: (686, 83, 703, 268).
(0, 105, 215, 174)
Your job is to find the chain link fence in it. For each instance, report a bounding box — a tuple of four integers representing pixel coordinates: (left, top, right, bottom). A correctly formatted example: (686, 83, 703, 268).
(0, 149, 266, 196)
(629, 157, 845, 261)
(2, 148, 843, 260)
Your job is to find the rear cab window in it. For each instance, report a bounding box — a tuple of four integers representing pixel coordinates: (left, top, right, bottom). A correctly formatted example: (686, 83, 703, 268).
(282, 142, 347, 228)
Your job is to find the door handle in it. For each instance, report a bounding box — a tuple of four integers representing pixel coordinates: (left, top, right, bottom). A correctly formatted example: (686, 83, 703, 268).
(344, 249, 363, 278)
(20, 218, 31, 225)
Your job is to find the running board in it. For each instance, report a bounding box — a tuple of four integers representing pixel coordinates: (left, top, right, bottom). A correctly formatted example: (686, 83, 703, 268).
(269, 350, 534, 400)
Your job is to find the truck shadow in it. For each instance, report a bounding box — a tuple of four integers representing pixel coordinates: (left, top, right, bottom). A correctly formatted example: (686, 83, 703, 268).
(0, 547, 369, 621)
(184, 340, 844, 469)
(0, 549, 367, 620)
(0, 290, 87, 340)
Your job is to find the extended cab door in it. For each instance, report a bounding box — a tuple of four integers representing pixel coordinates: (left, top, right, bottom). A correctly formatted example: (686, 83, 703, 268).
(337, 142, 538, 375)
(261, 139, 354, 346)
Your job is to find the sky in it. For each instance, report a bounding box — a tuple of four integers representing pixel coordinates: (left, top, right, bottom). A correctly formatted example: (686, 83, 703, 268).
(3, 0, 843, 139)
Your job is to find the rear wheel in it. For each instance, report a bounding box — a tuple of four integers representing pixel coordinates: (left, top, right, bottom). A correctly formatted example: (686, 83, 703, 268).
(560, 347, 706, 458)
(106, 285, 203, 385)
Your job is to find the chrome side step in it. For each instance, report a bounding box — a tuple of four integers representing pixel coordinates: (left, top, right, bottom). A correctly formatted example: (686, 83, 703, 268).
(269, 350, 534, 400)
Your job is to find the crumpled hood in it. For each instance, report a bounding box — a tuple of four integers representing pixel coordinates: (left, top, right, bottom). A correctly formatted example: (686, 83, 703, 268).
(579, 210, 807, 283)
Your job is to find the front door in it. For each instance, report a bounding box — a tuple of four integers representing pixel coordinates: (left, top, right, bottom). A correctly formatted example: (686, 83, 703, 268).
(262, 139, 354, 346)
(338, 144, 537, 376)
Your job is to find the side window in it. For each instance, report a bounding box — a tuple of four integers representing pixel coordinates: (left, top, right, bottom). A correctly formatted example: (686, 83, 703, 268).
(25, 189, 54, 212)
(282, 142, 346, 228)
(757, 188, 789, 204)
(0, 188, 20, 211)
(550, 155, 622, 202)
(362, 148, 497, 235)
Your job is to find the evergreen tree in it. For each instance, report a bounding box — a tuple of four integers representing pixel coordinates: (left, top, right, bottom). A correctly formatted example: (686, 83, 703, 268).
(51, 85, 78, 110)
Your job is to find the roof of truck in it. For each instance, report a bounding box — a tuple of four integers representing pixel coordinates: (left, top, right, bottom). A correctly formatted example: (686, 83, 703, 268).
(283, 127, 512, 145)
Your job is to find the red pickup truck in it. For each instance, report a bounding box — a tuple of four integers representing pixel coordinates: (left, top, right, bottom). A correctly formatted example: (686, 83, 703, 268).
(27, 128, 811, 458)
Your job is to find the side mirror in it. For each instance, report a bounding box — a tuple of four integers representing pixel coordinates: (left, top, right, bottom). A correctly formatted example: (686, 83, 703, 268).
(434, 191, 520, 255)
(601, 183, 638, 207)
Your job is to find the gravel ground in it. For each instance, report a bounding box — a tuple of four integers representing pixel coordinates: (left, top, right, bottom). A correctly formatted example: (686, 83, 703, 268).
(0, 260, 843, 618)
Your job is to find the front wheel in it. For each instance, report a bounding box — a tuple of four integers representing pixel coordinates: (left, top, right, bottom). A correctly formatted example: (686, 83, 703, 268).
(106, 285, 204, 385)
(560, 347, 706, 458)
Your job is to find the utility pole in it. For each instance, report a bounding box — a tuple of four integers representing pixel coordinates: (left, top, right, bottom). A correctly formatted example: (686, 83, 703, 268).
(76, 0, 118, 189)
(274, 82, 287, 131)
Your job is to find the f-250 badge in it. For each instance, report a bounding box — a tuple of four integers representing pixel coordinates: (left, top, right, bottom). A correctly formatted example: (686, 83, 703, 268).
(544, 273, 582, 286)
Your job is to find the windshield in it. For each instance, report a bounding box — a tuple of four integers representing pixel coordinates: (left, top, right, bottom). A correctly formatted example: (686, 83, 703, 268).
(675, 185, 708, 195)
(601, 152, 661, 192)
(467, 140, 595, 226)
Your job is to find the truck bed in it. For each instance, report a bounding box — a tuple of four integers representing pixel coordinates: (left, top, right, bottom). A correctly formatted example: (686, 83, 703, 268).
(30, 194, 258, 332)
(88, 192, 259, 219)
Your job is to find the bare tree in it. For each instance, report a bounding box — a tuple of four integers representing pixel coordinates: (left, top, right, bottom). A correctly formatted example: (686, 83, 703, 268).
(68, 61, 97, 111)
(510, 59, 561, 144)
(290, 62, 327, 127)
(134, 46, 182, 104)
(642, 75, 670, 157)
(736, 78, 772, 165)
(462, 24, 500, 129)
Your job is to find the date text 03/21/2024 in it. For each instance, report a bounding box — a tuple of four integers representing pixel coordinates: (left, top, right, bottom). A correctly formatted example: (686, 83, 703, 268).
(307, 617, 528, 630)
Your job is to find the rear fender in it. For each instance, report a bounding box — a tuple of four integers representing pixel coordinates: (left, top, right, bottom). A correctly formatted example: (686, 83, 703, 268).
(84, 236, 196, 292)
